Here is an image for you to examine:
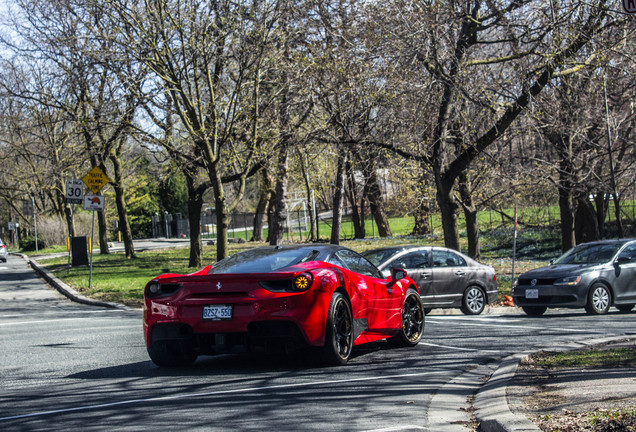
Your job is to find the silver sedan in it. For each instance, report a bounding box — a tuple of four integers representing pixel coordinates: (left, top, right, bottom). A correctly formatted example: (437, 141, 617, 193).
(363, 245, 498, 315)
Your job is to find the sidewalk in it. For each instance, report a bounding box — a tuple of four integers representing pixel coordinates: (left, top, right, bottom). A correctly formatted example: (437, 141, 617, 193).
(474, 336, 636, 432)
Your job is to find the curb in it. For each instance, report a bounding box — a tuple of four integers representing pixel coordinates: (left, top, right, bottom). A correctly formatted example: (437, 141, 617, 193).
(19, 253, 131, 310)
(474, 335, 636, 432)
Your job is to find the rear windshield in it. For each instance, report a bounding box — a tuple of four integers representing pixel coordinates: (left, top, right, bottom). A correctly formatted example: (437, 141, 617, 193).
(554, 243, 622, 265)
(362, 248, 405, 267)
(209, 248, 319, 274)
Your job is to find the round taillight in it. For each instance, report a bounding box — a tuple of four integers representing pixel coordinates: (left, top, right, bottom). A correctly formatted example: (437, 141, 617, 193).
(293, 273, 313, 291)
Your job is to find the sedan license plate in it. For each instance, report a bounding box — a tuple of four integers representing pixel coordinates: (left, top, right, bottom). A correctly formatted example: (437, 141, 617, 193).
(525, 289, 539, 299)
(203, 305, 232, 320)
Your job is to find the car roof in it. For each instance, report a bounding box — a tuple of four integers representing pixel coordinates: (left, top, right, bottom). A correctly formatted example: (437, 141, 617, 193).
(575, 239, 636, 247)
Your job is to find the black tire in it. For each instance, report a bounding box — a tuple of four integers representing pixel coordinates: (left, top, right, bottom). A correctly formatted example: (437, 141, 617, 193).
(585, 283, 611, 315)
(616, 304, 635, 313)
(460, 286, 486, 315)
(389, 289, 425, 347)
(522, 306, 547, 316)
(322, 291, 354, 366)
(147, 341, 197, 367)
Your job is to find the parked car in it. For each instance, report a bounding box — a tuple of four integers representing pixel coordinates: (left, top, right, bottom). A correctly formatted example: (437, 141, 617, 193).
(143, 244, 425, 367)
(512, 239, 636, 316)
(362, 246, 498, 315)
(0, 238, 6, 262)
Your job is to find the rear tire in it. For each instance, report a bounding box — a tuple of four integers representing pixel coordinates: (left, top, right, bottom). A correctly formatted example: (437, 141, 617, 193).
(322, 292, 354, 366)
(522, 306, 547, 316)
(461, 286, 486, 315)
(388, 289, 425, 347)
(147, 341, 197, 367)
(585, 283, 611, 315)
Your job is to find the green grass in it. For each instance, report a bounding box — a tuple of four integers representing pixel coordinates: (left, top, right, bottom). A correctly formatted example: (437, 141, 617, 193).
(38, 243, 254, 307)
(534, 347, 636, 368)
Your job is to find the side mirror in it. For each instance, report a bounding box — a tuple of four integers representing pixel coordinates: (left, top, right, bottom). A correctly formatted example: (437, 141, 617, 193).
(391, 268, 407, 281)
(615, 256, 631, 266)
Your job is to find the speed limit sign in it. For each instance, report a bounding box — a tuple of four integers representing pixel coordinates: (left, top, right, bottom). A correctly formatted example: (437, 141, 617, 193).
(66, 179, 84, 204)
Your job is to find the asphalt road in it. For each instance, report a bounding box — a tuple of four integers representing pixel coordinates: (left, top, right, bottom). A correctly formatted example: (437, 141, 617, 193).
(1, 254, 635, 431)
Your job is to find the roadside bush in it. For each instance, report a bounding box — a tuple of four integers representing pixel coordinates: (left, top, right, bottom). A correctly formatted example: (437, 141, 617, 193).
(36, 214, 95, 247)
(19, 235, 46, 251)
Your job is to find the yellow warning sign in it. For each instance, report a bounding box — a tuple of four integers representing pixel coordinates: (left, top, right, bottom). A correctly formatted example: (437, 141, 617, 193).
(82, 167, 110, 194)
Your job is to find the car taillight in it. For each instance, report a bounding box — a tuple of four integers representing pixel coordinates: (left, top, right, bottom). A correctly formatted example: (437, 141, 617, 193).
(293, 272, 314, 291)
(145, 282, 182, 298)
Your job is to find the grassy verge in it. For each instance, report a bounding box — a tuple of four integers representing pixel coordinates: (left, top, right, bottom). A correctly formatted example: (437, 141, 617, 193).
(533, 346, 636, 369)
(35, 234, 547, 308)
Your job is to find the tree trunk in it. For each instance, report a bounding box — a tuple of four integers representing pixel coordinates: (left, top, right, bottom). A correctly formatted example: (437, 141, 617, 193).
(110, 154, 135, 259)
(365, 167, 392, 238)
(558, 159, 575, 252)
(613, 194, 624, 238)
(330, 149, 348, 245)
(458, 172, 479, 259)
(187, 192, 204, 268)
(97, 209, 110, 254)
(299, 151, 316, 242)
(435, 172, 460, 251)
(252, 170, 272, 242)
(346, 160, 365, 239)
(575, 196, 600, 244)
(270, 145, 289, 245)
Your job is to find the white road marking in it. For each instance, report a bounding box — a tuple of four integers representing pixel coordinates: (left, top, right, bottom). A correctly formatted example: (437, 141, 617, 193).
(419, 342, 503, 354)
(0, 371, 439, 422)
(426, 318, 591, 333)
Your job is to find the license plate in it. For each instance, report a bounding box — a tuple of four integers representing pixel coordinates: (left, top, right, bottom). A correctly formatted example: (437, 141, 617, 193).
(203, 305, 232, 320)
(525, 289, 539, 299)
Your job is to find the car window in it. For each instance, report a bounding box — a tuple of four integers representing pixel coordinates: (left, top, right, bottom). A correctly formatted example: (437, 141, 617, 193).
(431, 250, 466, 268)
(362, 248, 403, 267)
(333, 250, 383, 279)
(395, 251, 429, 269)
(618, 244, 636, 263)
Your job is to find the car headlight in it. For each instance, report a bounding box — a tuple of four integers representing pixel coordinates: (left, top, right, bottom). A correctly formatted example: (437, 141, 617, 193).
(554, 276, 581, 286)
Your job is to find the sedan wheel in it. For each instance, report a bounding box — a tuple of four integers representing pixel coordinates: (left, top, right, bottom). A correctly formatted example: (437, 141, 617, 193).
(389, 289, 425, 347)
(460, 286, 486, 315)
(322, 292, 354, 366)
(585, 284, 611, 315)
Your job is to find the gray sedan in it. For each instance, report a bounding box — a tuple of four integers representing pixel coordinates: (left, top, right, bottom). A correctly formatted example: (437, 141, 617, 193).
(512, 239, 636, 316)
(362, 246, 498, 315)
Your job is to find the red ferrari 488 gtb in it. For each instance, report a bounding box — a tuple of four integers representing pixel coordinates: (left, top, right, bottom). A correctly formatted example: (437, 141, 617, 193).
(143, 244, 425, 366)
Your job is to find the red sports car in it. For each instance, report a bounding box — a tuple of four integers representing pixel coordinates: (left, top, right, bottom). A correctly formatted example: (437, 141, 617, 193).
(143, 244, 425, 366)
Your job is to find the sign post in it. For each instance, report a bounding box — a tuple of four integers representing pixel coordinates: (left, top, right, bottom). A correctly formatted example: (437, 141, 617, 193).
(81, 167, 110, 289)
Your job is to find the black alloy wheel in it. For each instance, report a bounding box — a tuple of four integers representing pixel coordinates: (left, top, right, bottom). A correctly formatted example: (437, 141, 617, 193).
(147, 340, 198, 367)
(323, 292, 354, 366)
(389, 289, 425, 347)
